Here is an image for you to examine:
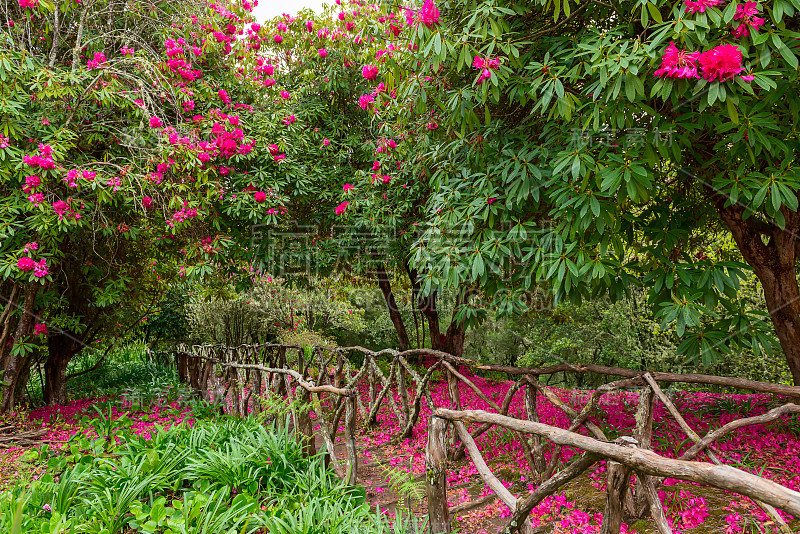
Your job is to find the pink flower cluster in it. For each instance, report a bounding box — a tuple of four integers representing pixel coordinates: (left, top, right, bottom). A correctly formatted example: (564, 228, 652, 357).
(23, 144, 55, 170)
(732, 1, 765, 37)
(86, 52, 107, 70)
(335, 201, 349, 215)
(53, 200, 81, 221)
(684, 0, 724, 14)
(655, 42, 753, 82)
(17, 256, 48, 277)
(362, 64, 379, 80)
(473, 55, 500, 84)
(168, 202, 200, 227)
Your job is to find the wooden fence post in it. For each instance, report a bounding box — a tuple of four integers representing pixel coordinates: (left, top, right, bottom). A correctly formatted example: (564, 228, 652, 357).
(426, 415, 451, 534)
(446, 368, 462, 457)
(524, 380, 546, 477)
(344, 393, 358, 485)
(297, 387, 317, 458)
(599, 460, 632, 534)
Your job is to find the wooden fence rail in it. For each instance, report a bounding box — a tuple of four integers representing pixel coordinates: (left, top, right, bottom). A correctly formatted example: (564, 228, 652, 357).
(173, 344, 800, 534)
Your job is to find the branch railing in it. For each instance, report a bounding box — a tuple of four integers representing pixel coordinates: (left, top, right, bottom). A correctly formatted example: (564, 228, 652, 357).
(174, 344, 800, 534)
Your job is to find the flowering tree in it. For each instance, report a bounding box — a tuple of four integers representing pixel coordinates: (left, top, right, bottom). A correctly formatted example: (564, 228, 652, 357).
(368, 0, 800, 381)
(0, 0, 299, 410)
(245, 3, 475, 354)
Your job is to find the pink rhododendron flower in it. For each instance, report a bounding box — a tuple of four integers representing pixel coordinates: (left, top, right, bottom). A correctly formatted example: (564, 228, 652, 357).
(268, 144, 280, 155)
(254, 191, 267, 202)
(273, 153, 285, 162)
(318, 48, 328, 57)
(34, 323, 48, 335)
(86, 52, 107, 69)
(0, 135, 8, 148)
(323, 138, 330, 146)
(698, 44, 745, 81)
(24, 242, 38, 251)
(121, 46, 134, 55)
(358, 94, 374, 109)
(34, 259, 50, 279)
(149, 116, 163, 128)
(335, 201, 349, 215)
(280, 90, 290, 99)
(142, 197, 154, 209)
(52, 200, 69, 214)
(362, 64, 379, 80)
(473, 55, 500, 84)
(218, 89, 231, 104)
(283, 115, 296, 125)
(18, 0, 37, 8)
(24, 174, 41, 191)
(305, 20, 314, 31)
(343, 183, 354, 191)
(732, 1, 765, 37)
(17, 257, 36, 271)
(64, 169, 79, 187)
(654, 42, 700, 79)
(417, 0, 440, 27)
(274, 34, 283, 43)
(684, 0, 724, 13)
(28, 193, 44, 206)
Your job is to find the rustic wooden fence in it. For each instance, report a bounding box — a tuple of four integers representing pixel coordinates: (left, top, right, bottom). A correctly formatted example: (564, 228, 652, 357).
(174, 343, 800, 534)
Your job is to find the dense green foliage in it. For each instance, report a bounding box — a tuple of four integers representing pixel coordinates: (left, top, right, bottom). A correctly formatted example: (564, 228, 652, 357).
(384, 0, 799, 373)
(1, 411, 423, 534)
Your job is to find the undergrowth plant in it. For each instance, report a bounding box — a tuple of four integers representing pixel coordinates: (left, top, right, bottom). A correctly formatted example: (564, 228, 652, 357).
(0, 413, 426, 534)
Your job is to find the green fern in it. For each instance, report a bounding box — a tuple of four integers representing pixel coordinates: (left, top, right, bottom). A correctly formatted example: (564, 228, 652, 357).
(377, 462, 426, 512)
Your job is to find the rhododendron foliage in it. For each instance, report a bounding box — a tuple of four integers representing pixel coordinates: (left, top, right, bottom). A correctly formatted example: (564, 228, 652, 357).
(375, 0, 800, 381)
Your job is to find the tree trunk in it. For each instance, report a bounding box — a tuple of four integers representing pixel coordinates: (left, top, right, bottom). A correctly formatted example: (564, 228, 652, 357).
(444, 319, 466, 357)
(44, 331, 82, 405)
(1, 284, 39, 414)
(376, 265, 410, 350)
(405, 265, 443, 351)
(717, 204, 800, 385)
(0, 283, 21, 373)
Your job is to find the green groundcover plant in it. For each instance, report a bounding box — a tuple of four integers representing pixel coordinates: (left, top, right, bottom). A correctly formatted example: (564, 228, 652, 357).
(0, 416, 425, 534)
